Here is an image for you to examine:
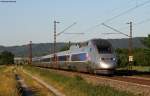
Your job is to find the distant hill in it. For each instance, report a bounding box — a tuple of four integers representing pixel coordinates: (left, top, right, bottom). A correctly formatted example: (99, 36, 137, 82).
(0, 43, 68, 57)
(0, 37, 146, 57)
(108, 37, 146, 49)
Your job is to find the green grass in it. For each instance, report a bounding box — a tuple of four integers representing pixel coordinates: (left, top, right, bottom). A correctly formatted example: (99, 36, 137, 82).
(131, 66, 150, 72)
(23, 66, 136, 96)
(117, 66, 150, 72)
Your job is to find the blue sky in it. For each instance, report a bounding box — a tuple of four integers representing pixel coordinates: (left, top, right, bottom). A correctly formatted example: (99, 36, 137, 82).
(0, 0, 150, 46)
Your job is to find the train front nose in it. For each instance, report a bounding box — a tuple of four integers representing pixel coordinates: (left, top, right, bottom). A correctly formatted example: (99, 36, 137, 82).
(95, 56, 117, 74)
(100, 61, 116, 69)
(99, 57, 117, 69)
(95, 61, 116, 75)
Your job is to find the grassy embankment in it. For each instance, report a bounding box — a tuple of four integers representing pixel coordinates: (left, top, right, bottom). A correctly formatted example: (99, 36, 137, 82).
(131, 66, 150, 72)
(0, 66, 19, 96)
(17, 67, 55, 96)
(117, 66, 150, 72)
(23, 66, 136, 96)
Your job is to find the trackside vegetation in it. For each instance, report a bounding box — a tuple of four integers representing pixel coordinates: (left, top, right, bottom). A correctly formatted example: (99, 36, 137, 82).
(116, 34, 150, 68)
(23, 66, 136, 96)
(0, 51, 14, 65)
(116, 48, 150, 67)
(0, 66, 19, 96)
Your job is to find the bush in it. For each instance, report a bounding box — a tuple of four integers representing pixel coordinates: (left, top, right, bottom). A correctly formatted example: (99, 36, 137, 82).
(0, 51, 14, 65)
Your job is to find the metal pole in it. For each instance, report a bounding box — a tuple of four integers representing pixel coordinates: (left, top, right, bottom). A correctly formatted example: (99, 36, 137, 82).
(129, 22, 132, 56)
(128, 22, 133, 70)
(53, 21, 59, 68)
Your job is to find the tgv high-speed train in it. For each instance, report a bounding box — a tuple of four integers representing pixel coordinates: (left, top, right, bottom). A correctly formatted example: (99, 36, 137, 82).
(32, 39, 117, 74)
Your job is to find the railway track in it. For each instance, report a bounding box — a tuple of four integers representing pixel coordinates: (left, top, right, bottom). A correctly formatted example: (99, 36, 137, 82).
(35, 67, 150, 96)
(105, 76, 150, 87)
(134, 74, 150, 79)
(37, 66, 150, 87)
(81, 72, 150, 88)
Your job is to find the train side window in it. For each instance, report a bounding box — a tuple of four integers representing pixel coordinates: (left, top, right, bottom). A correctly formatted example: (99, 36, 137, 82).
(41, 58, 50, 62)
(71, 53, 87, 61)
(58, 55, 69, 61)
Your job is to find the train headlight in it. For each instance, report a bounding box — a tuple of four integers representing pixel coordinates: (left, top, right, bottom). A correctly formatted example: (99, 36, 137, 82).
(101, 62, 108, 68)
(112, 58, 116, 61)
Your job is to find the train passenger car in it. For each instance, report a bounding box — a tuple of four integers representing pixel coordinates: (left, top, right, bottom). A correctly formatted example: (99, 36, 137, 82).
(32, 38, 117, 74)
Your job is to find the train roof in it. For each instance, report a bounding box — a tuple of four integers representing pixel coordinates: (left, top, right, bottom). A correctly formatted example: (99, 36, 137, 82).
(32, 38, 112, 60)
(91, 38, 112, 47)
(77, 38, 110, 44)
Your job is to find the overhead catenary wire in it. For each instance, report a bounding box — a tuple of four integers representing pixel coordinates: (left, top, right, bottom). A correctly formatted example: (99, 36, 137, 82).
(64, 33, 84, 35)
(136, 18, 150, 25)
(103, 0, 150, 23)
(107, 0, 136, 15)
(56, 22, 77, 36)
(81, 0, 150, 34)
(101, 23, 129, 37)
(116, 17, 150, 31)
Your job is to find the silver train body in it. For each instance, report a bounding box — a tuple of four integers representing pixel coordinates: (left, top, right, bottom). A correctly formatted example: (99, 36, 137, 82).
(32, 39, 117, 74)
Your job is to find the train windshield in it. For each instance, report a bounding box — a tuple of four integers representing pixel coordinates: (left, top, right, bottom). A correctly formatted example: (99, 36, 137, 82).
(97, 46, 112, 53)
(92, 39, 113, 53)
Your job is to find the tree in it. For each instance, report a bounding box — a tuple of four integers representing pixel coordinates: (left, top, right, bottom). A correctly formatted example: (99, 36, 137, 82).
(143, 34, 150, 63)
(115, 48, 150, 67)
(59, 42, 71, 51)
(0, 51, 14, 65)
(60, 45, 70, 51)
(143, 34, 150, 48)
(115, 48, 128, 67)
